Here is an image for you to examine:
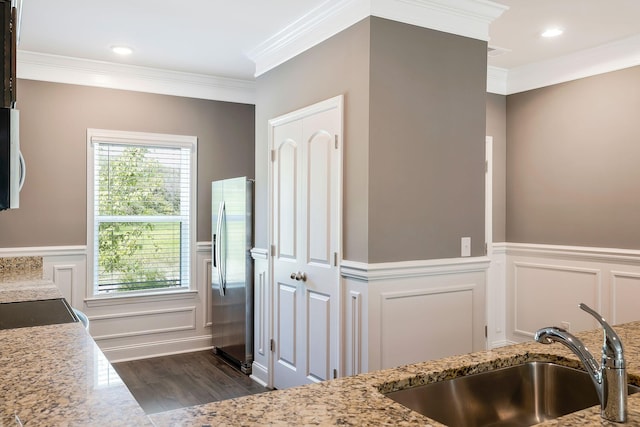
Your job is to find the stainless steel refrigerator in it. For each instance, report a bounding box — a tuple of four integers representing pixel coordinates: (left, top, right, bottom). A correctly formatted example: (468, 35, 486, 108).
(211, 177, 253, 374)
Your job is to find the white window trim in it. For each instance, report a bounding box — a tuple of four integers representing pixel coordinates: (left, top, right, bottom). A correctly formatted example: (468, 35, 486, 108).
(86, 128, 198, 300)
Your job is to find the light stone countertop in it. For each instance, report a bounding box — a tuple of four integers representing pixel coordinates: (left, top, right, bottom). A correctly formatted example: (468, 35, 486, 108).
(149, 322, 640, 427)
(0, 266, 151, 427)
(4, 260, 640, 426)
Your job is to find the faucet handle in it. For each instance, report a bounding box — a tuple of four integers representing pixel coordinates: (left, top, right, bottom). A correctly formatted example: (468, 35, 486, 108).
(579, 303, 624, 365)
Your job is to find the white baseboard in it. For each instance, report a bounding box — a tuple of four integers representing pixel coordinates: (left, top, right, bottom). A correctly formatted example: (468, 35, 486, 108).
(250, 361, 270, 388)
(489, 340, 516, 349)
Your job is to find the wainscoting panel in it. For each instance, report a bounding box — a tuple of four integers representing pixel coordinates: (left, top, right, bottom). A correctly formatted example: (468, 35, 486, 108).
(349, 290, 362, 376)
(505, 243, 640, 345)
(487, 244, 507, 348)
(342, 257, 489, 372)
(202, 258, 212, 328)
(0, 244, 215, 362)
(380, 286, 474, 368)
(342, 278, 368, 376)
(51, 264, 76, 305)
(251, 248, 270, 386)
(611, 271, 640, 325)
(90, 306, 197, 340)
(513, 262, 601, 337)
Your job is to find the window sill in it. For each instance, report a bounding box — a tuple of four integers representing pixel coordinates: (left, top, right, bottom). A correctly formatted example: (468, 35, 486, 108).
(85, 289, 198, 307)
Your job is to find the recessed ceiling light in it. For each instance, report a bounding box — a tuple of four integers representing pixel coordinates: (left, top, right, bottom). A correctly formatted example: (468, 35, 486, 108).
(541, 28, 563, 38)
(111, 45, 133, 55)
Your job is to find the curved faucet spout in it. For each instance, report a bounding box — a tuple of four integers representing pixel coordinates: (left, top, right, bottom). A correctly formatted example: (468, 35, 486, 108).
(534, 327, 602, 400)
(534, 303, 627, 423)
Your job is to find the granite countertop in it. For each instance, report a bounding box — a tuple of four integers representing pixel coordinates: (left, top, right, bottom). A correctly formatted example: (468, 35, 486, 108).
(149, 321, 640, 427)
(4, 259, 640, 426)
(0, 266, 151, 426)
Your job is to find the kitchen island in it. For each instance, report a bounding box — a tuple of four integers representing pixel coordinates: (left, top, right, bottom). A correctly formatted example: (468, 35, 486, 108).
(3, 256, 640, 426)
(0, 257, 151, 426)
(149, 321, 640, 426)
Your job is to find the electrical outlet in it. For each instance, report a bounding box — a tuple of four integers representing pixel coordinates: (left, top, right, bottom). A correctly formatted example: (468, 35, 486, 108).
(561, 321, 571, 331)
(461, 237, 471, 257)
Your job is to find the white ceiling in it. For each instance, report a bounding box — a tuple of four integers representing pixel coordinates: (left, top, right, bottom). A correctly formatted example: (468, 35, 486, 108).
(19, 0, 328, 80)
(488, 0, 640, 70)
(16, 0, 640, 83)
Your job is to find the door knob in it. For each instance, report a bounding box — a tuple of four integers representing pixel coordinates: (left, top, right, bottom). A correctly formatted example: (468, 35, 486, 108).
(290, 271, 307, 282)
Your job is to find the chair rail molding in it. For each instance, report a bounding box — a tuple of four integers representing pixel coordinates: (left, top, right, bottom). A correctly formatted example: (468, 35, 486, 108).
(341, 256, 491, 281)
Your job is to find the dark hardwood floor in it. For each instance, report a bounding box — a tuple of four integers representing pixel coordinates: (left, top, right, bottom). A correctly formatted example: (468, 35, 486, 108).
(112, 350, 269, 414)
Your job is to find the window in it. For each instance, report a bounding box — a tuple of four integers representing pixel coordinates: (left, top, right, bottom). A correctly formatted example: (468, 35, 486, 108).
(87, 129, 197, 297)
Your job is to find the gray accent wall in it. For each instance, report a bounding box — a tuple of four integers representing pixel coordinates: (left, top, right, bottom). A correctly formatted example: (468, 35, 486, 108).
(255, 18, 372, 261)
(368, 18, 487, 262)
(256, 17, 488, 263)
(506, 65, 640, 248)
(0, 79, 255, 247)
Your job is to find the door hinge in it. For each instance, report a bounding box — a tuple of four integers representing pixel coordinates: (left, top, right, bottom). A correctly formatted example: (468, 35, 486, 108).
(485, 160, 488, 173)
(484, 243, 488, 255)
(333, 368, 338, 379)
(270, 244, 276, 257)
(334, 134, 338, 149)
(271, 149, 276, 162)
(333, 252, 338, 267)
(485, 325, 488, 338)
(270, 338, 275, 352)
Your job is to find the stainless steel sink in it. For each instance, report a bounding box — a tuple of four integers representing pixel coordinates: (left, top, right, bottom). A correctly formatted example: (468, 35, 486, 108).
(385, 361, 640, 427)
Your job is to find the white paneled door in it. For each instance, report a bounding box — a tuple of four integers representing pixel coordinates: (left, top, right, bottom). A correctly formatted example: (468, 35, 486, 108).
(269, 96, 342, 389)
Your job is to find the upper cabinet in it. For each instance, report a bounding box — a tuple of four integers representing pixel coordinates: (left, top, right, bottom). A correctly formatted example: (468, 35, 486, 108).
(0, 0, 17, 108)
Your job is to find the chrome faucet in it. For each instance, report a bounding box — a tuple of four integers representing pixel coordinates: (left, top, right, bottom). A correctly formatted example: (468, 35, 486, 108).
(534, 303, 627, 423)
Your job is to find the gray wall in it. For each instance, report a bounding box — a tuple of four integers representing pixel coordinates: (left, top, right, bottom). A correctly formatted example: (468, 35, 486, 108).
(506, 65, 640, 248)
(368, 18, 487, 261)
(0, 79, 255, 247)
(255, 18, 371, 261)
(486, 93, 506, 243)
(256, 17, 488, 263)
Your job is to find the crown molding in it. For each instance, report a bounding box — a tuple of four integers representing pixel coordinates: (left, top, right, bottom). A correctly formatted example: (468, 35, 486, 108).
(248, 0, 508, 77)
(18, 6, 638, 102)
(16, 50, 256, 104)
(372, 0, 508, 41)
(505, 34, 640, 95)
(487, 66, 507, 95)
(247, 0, 370, 77)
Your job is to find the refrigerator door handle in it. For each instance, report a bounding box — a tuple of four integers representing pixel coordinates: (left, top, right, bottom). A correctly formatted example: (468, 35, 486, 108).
(212, 233, 217, 267)
(215, 200, 226, 296)
(18, 152, 26, 191)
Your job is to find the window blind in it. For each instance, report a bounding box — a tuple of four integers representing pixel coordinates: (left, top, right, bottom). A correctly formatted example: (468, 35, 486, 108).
(93, 142, 191, 294)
